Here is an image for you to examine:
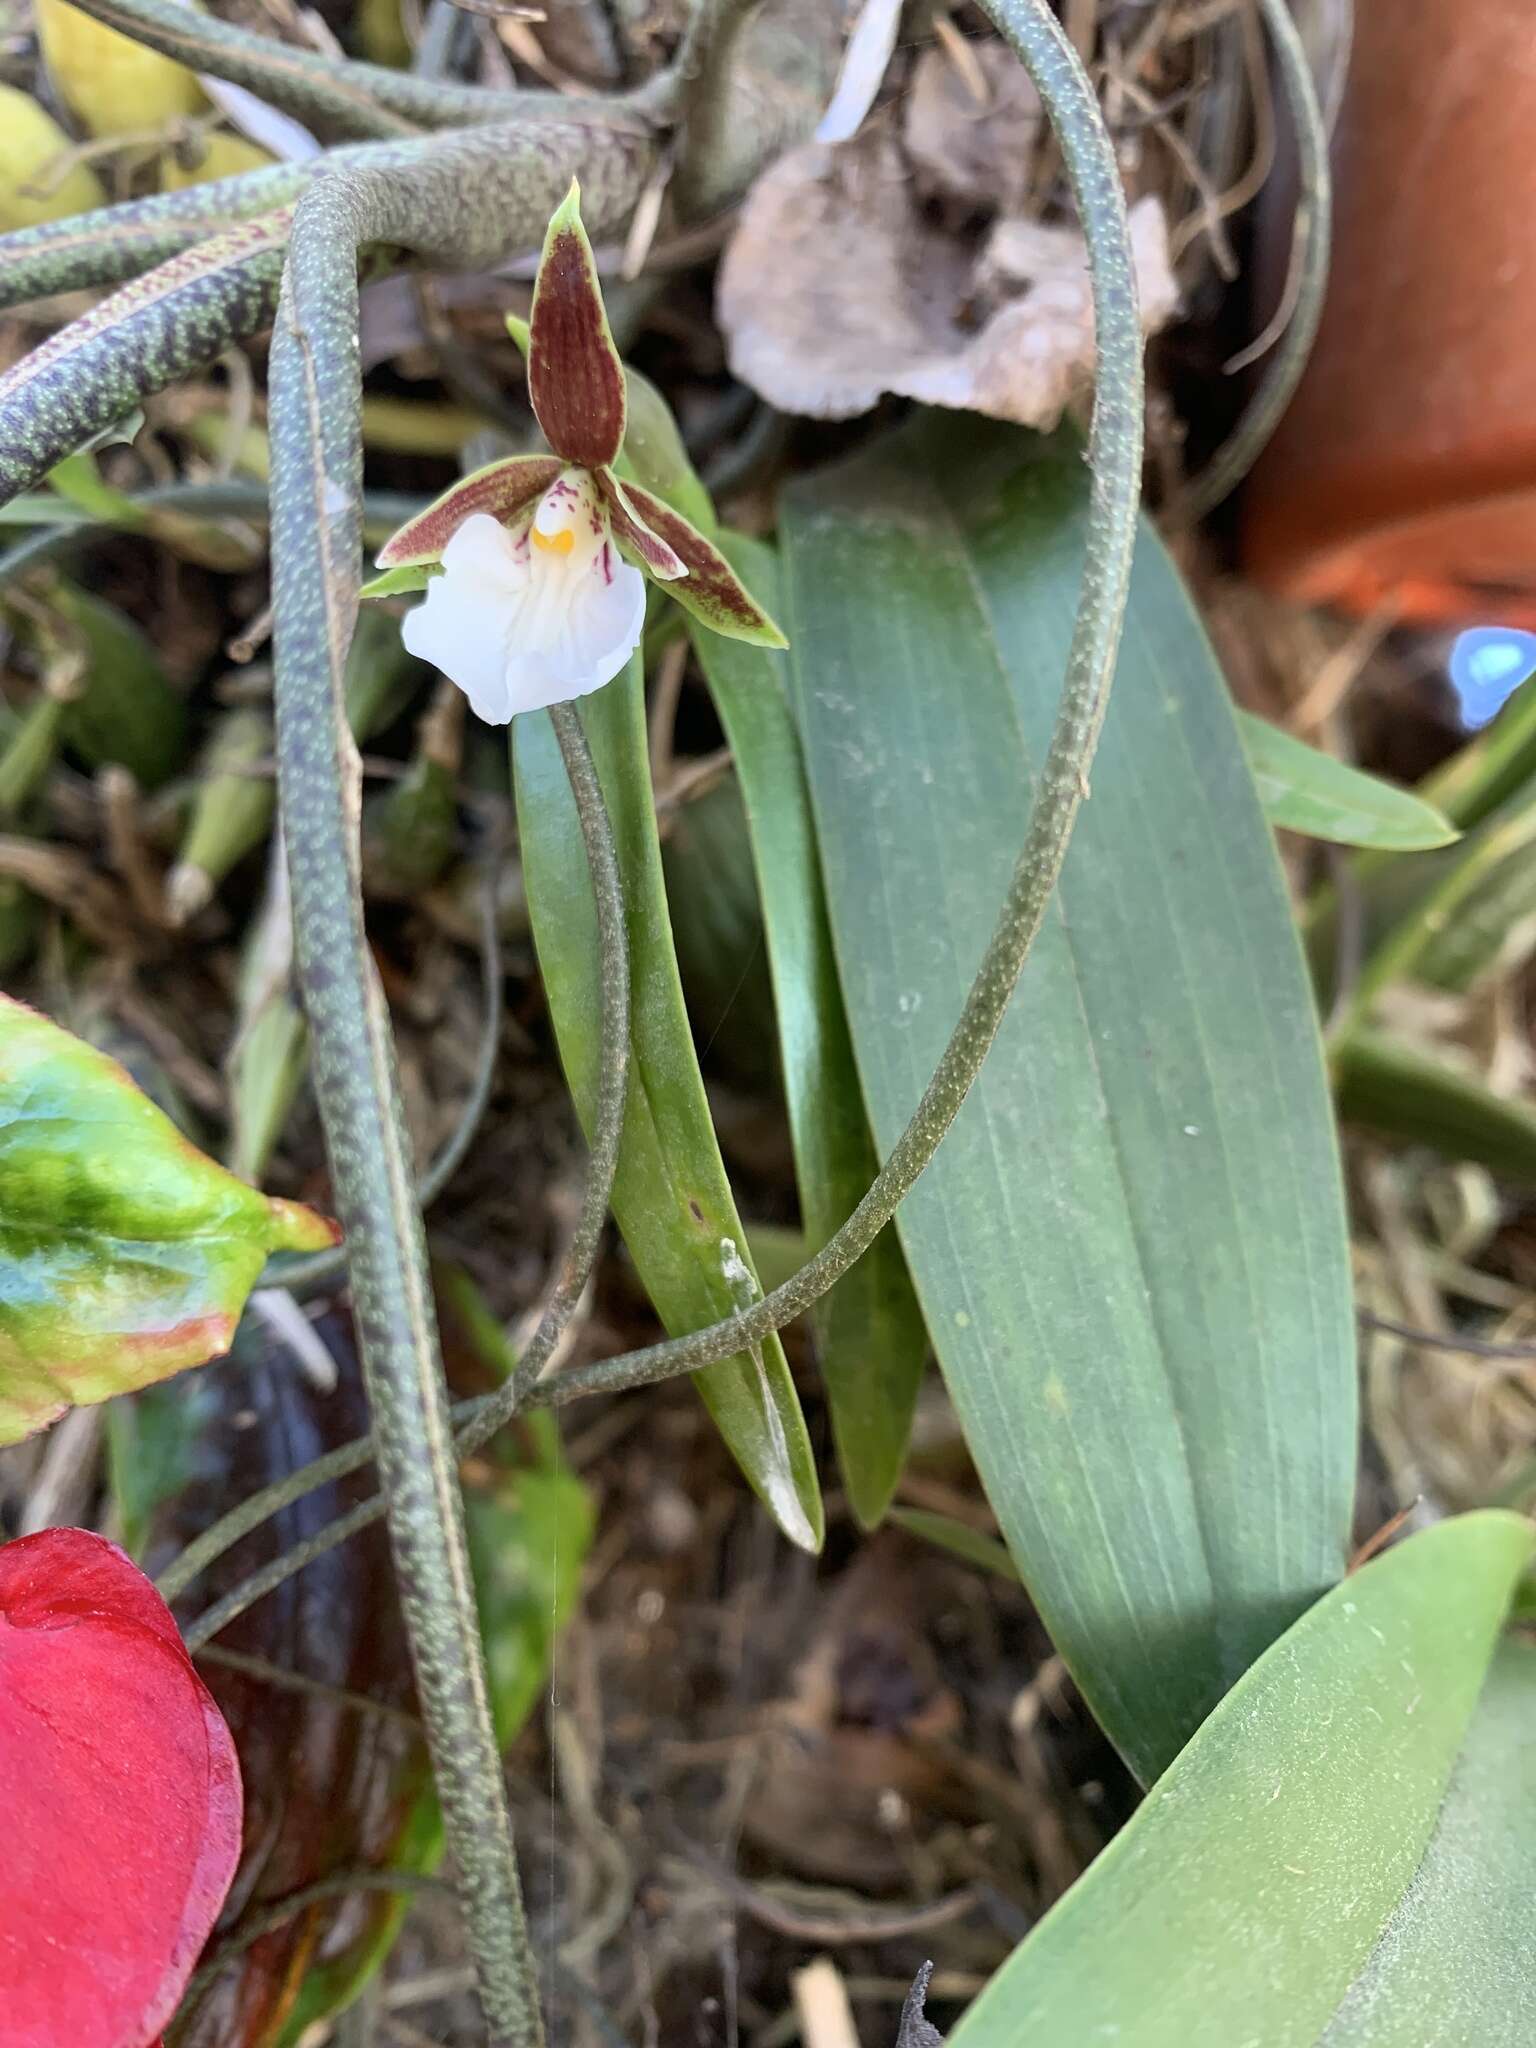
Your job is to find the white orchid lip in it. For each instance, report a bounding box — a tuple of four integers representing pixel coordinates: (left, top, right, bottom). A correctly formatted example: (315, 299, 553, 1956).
(401, 468, 646, 726)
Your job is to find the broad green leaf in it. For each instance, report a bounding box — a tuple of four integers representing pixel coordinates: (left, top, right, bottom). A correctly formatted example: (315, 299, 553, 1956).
(661, 773, 782, 1091)
(514, 662, 823, 1552)
(0, 994, 337, 1445)
(1334, 1029, 1536, 1184)
(947, 1511, 1534, 2047)
(1237, 710, 1458, 850)
(42, 578, 188, 787)
(46, 449, 256, 571)
(1322, 1636, 1536, 2045)
(784, 418, 1355, 1781)
(690, 534, 929, 1527)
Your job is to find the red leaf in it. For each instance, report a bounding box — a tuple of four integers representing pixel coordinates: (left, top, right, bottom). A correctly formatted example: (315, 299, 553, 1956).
(374, 453, 563, 569)
(0, 1529, 242, 2048)
(596, 469, 686, 580)
(607, 480, 789, 647)
(527, 180, 627, 471)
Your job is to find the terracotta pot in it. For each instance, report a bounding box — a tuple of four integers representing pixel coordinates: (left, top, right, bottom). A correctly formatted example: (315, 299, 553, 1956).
(1244, 1, 1536, 628)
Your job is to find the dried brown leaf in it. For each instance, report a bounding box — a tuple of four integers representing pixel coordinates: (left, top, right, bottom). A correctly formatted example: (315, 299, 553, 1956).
(903, 39, 1043, 212)
(717, 134, 1178, 429)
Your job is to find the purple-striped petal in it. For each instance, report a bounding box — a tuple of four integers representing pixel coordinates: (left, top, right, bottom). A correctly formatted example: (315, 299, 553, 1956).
(527, 181, 627, 471)
(374, 453, 562, 568)
(597, 469, 686, 581)
(606, 479, 788, 647)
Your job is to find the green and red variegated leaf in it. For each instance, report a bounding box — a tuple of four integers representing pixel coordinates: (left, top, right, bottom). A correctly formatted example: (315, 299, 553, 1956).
(613, 479, 788, 647)
(0, 995, 338, 1446)
(526, 180, 627, 472)
(373, 454, 563, 568)
(597, 468, 686, 581)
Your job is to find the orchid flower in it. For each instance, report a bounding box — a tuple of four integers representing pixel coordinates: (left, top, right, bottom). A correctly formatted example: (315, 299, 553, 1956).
(369, 182, 785, 724)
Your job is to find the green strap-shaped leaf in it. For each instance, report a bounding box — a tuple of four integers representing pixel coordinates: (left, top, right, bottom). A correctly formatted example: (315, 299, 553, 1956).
(889, 1506, 1018, 1584)
(1334, 1028, 1536, 1184)
(946, 1512, 1534, 2046)
(784, 417, 1355, 1781)
(513, 662, 824, 1552)
(1237, 710, 1458, 850)
(0, 994, 336, 1445)
(689, 534, 928, 1527)
(1320, 1635, 1536, 2045)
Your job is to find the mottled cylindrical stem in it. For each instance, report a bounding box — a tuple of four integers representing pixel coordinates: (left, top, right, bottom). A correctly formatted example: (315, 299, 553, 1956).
(268, 125, 650, 2045)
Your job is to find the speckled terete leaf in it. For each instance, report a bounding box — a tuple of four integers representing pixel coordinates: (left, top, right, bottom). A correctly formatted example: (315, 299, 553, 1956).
(0, 995, 338, 1444)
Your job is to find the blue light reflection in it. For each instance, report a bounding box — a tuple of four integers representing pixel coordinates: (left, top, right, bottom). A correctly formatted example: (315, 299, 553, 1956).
(1448, 627, 1536, 730)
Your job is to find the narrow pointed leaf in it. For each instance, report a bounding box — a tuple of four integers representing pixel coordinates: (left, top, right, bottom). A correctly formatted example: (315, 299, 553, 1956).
(1420, 662, 1536, 832)
(527, 180, 626, 471)
(374, 454, 562, 568)
(690, 533, 927, 1526)
(0, 995, 338, 1446)
(785, 417, 1355, 1782)
(1237, 710, 1459, 850)
(1334, 1028, 1536, 1184)
(947, 1512, 1534, 2047)
(889, 1506, 1018, 1583)
(514, 661, 824, 1552)
(615, 478, 786, 646)
(598, 467, 687, 580)
(359, 561, 439, 600)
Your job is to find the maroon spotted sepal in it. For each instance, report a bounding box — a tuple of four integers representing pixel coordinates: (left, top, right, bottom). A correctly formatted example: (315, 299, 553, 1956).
(526, 180, 627, 473)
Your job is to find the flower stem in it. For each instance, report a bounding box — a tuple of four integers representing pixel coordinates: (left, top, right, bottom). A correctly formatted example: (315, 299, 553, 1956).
(513, 702, 631, 1398)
